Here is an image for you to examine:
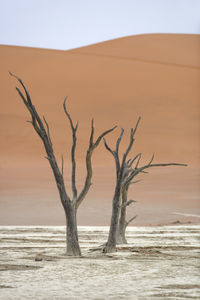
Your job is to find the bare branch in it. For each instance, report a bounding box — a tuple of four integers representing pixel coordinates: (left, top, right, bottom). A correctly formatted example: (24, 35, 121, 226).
(103, 138, 115, 156)
(63, 97, 78, 200)
(10, 73, 69, 210)
(16, 87, 28, 106)
(76, 125, 116, 208)
(115, 128, 124, 155)
(93, 125, 117, 149)
(123, 117, 141, 164)
(128, 153, 142, 168)
(11, 74, 45, 137)
(140, 170, 149, 174)
(126, 161, 187, 186)
(140, 162, 187, 172)
(127, 158, 132, 165)
(61, 155, 64, 176)
(15, 87, 42, 137)
(135, 153, 142, 169)
(122, 128, 134, 164)
(121, 199, 136, 208)
(121, 116, 141, 169)
(9, 72, 32, 105)
(130, 179, 142, 185)
(132, 116, 141, 136)
(43, 116, 52, 148)
(89, 119, 94, 146)
(11, 73, 46, 134)
(103, 128, 124, 176)
(63, 97, 78, 131)
(126, 215, 138, 227)
(44, 156, 51, 161)
(148, 153, 155, 166)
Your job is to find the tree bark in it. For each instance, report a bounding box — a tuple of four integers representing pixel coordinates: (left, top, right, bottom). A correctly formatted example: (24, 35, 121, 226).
(116, 185, 128, 244)
(65, 205, 81, 256)
(103, 178, 122, 253)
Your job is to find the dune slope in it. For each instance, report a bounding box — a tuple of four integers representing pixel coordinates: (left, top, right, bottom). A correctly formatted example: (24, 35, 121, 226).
(0, 34, 199, 225)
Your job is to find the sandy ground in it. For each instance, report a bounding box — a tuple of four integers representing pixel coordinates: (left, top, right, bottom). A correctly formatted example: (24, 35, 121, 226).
(0, 225, 199, 299)
(0, 166, 199, 226)
(0, 33, 200, 225)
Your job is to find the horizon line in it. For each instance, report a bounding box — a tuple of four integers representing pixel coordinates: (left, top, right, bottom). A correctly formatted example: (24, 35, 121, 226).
(0, 32, 199, 52)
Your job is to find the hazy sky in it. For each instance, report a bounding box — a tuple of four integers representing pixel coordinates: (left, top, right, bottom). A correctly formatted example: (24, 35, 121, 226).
(0, 0, 199, 50)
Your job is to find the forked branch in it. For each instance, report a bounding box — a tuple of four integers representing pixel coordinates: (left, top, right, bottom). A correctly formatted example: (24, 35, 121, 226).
(121, 117, 141, 169)
(125, 153, 187, 186)
(10, 72, 69, 209)
(63, 97, 78, 200)
(75, 121, 117, 208)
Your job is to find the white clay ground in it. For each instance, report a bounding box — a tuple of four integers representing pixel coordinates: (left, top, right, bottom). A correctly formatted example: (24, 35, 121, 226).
(0, 225, 199, 299)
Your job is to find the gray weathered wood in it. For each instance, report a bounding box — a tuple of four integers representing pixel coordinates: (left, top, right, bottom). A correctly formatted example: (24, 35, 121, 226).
(10, 72, 116, 256)
(103, 117, 141, 253)
(103, 116, 187, 252)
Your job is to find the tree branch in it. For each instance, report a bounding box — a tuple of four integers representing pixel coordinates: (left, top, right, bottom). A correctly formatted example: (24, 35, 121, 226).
(43, 116, 53, 148)
(63, 97, 78, 200)
(121, 199, 136, 208)
(103, 138, 115, 156)
(115, 128, 124, 155)
(121, 117, 141, 169)
(135, 153, 142, 169)
(61, 155, 64, 176)
(10, 72, 69, 209)
(128, 153, 142, 168)
(9, 72, 32, 105)
(63, 97, 78, 131)
(103, 128, 124, 177)
(141, 162, 187, 170)
(126, 215, 138, 227)
(93, 125, 117, 149)
(130, 179, 142, 185)
(89, 119, 94, 146)
(76, 124, 116, 208)
(132, 116, 141, 136)
(121, 128, 134, 166)
(126, 161, 187, 186)
(148, 153, 155, 166)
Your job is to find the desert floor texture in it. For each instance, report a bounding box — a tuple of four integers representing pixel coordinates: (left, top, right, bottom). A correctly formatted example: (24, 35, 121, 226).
(0, 225, 200, 299)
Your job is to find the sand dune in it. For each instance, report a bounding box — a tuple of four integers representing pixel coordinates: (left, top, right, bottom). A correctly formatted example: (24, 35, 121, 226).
(0, 34, 199, 225)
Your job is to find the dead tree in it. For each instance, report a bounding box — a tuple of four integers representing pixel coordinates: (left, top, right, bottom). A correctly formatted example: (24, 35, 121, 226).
(103, 118, 187, 252)
(102, 118, 141, 253)
(10, 73, 116, 256)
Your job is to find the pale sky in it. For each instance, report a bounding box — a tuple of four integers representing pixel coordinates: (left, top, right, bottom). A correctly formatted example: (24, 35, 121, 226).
(0, 0, 199, 50)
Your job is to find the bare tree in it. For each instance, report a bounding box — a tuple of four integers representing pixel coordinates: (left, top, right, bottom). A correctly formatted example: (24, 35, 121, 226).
(102, 118, 141, 253)
(10, 73, 116, 256)
(103, 118, 187, 252)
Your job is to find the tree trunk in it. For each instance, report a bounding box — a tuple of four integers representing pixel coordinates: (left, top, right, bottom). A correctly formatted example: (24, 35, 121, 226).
(103, 180, 121, 253)
(116, 185, 128, 244)
(65, 205, 81, 256)
(116, 223, 127, 244)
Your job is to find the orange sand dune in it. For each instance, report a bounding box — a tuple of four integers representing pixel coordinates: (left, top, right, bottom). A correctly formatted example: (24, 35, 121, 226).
(0, 34, 199, 225)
